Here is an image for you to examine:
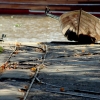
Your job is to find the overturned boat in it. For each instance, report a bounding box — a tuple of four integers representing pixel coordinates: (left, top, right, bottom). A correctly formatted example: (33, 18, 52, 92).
(46, 9, 100, 43)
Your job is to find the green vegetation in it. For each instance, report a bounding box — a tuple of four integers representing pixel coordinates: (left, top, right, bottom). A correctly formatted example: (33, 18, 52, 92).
(0, 46, 4, 53)
(14, 24, 21, 27)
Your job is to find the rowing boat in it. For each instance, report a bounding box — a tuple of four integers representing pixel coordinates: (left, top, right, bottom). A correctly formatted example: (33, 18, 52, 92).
(59, 10, 100, 43)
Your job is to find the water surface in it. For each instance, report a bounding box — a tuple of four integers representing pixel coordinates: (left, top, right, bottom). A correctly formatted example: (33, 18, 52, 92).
(0, 15, 67, 42)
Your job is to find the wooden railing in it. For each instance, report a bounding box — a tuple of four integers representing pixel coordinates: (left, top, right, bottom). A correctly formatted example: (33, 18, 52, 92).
(0, 0, 100, 16)
(0, 0, 100, 10)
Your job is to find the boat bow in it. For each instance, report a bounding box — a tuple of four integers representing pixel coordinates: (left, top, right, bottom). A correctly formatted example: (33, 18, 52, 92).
(59, 10, 100, 43)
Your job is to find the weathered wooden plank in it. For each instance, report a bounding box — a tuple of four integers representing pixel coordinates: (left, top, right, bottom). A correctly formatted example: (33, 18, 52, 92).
(0, 90, 23, 100)
(0, 69, 34, 79)
(10, 52, 43, 63)
(0, 82, 27, 100)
